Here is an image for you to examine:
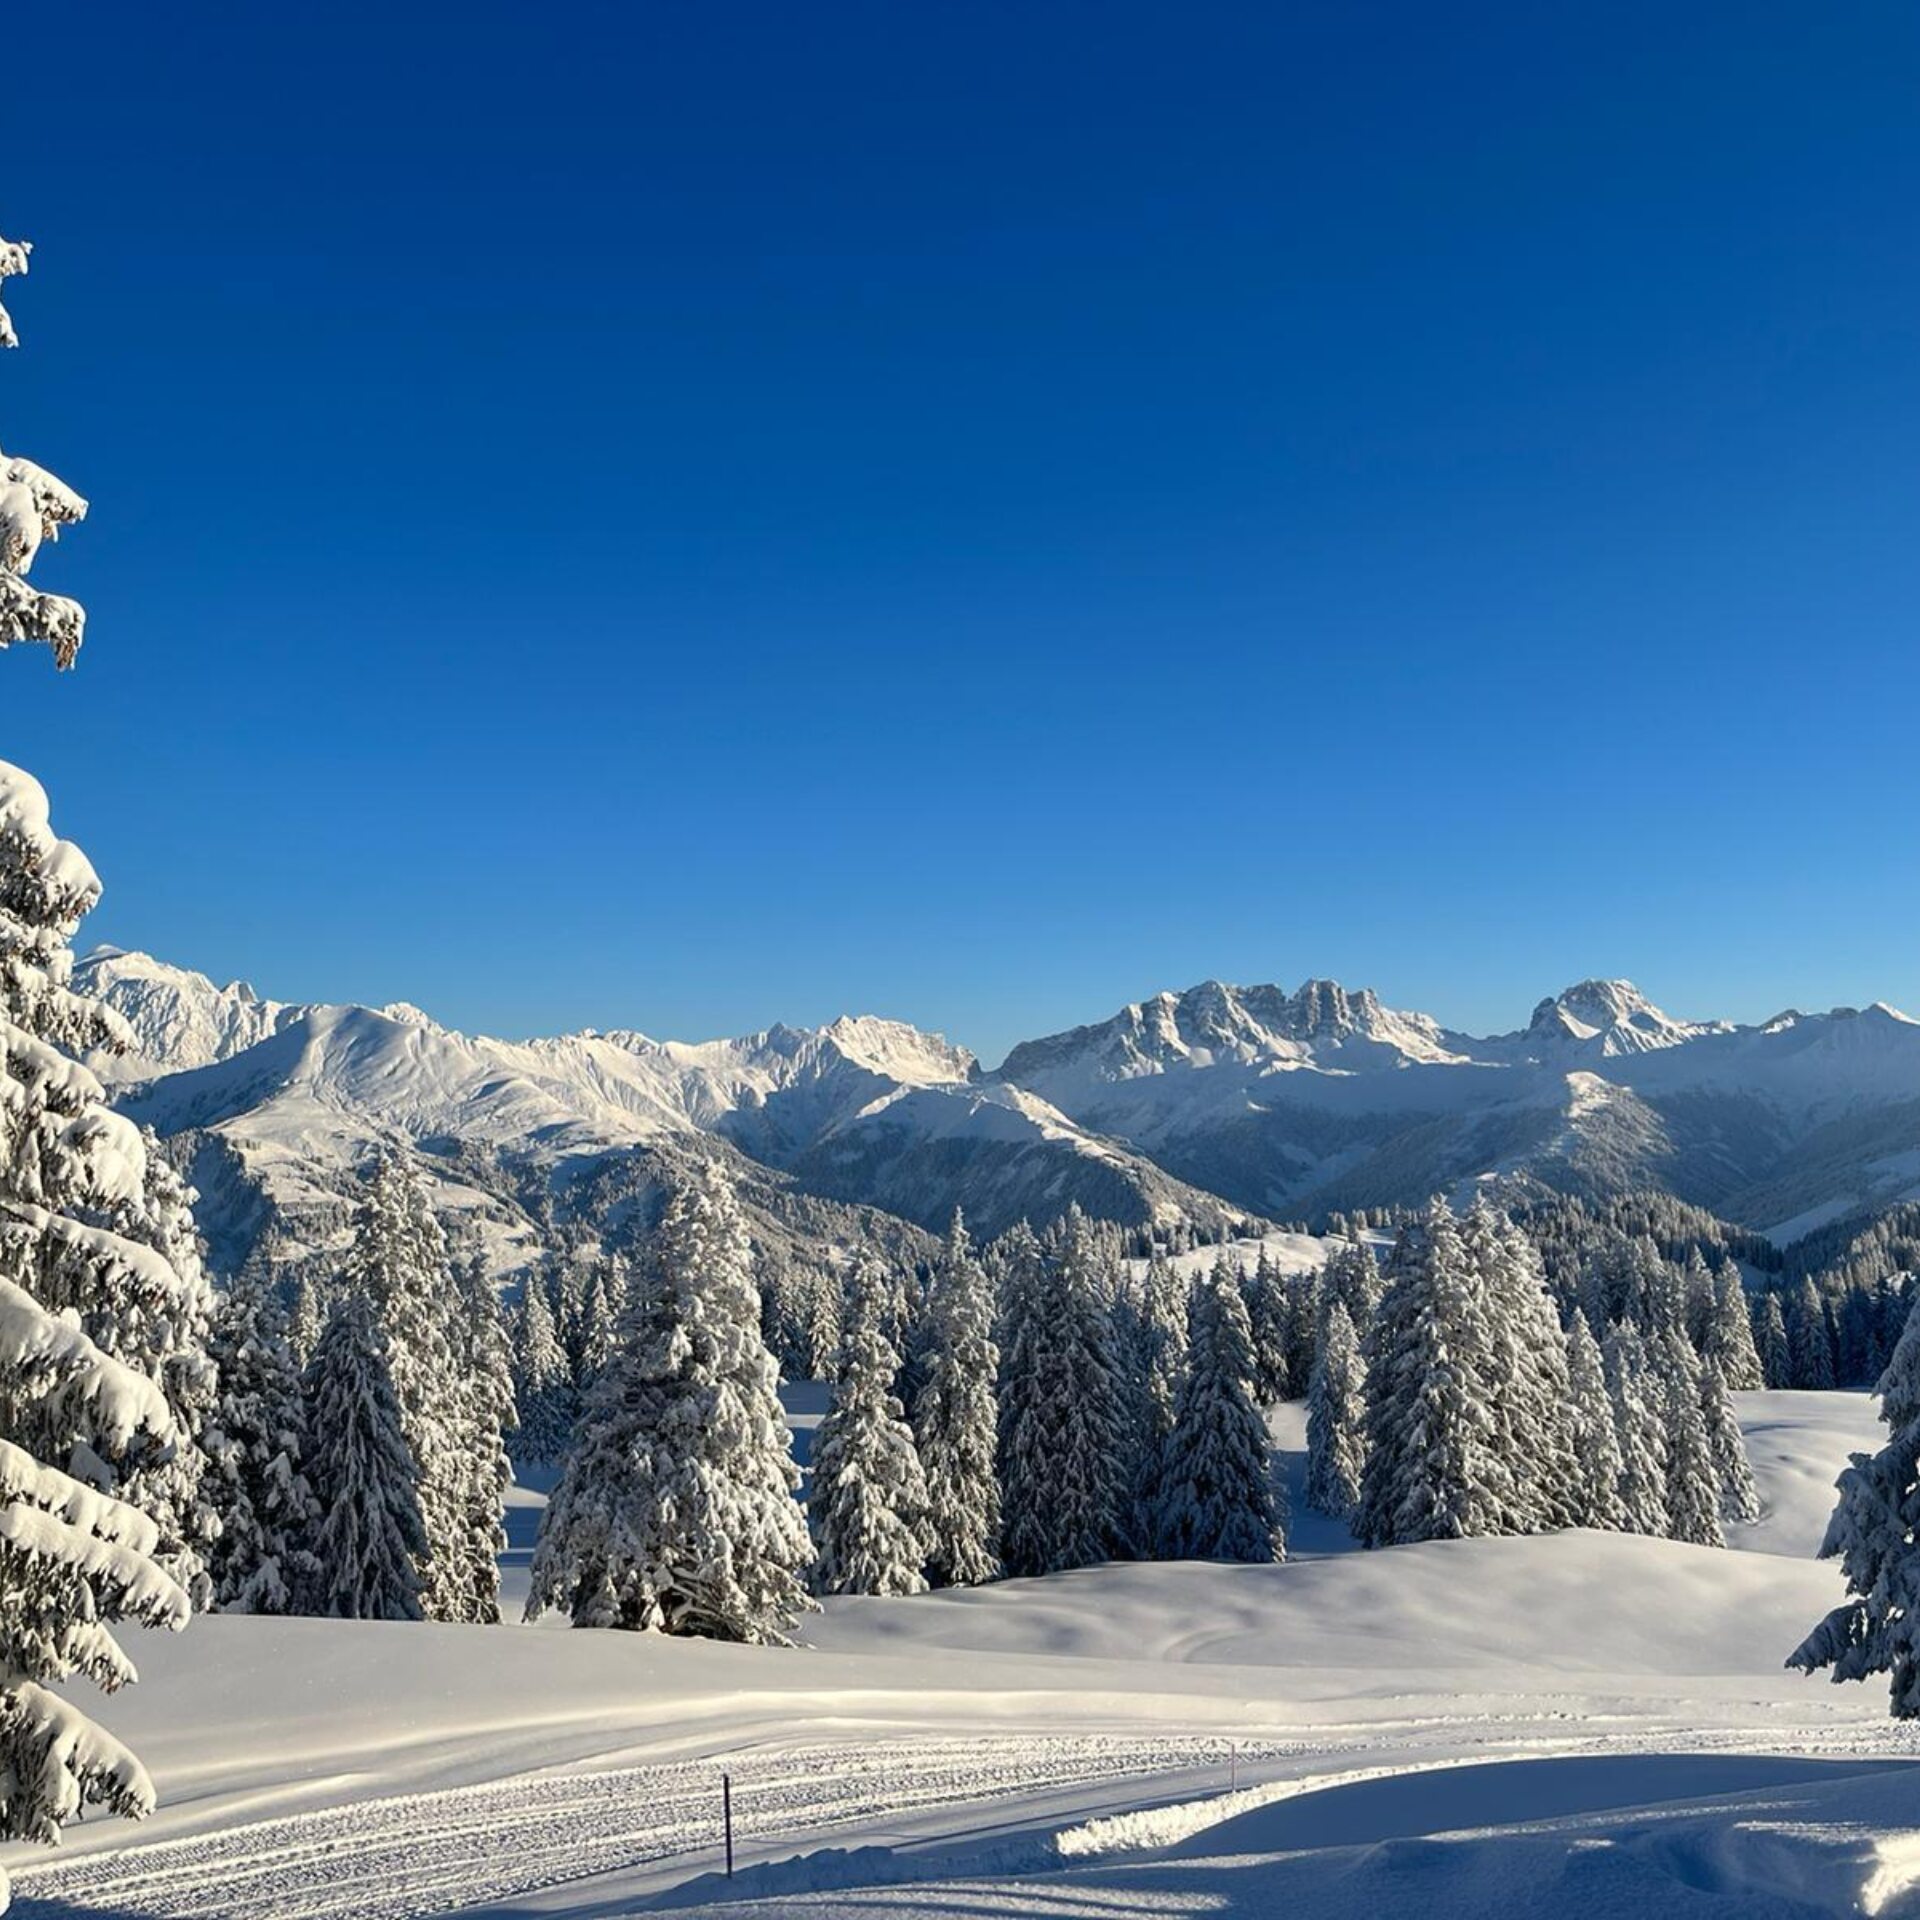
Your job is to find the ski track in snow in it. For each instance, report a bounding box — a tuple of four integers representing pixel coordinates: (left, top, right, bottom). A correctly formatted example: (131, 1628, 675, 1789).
(17, 1718, 1920, 1920)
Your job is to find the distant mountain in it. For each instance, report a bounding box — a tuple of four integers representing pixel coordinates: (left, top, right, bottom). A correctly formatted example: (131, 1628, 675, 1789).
(77, 951, 1920, 1277)
(77, 952, 1244, 1277)
(990, 976, 1920, 1234)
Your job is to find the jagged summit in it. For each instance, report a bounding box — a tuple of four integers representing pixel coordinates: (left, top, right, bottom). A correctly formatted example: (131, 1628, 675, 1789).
(1523, 978, 1709, 1056)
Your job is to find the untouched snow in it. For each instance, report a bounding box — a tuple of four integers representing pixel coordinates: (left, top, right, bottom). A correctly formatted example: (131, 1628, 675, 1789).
(6, 1390, 1913, 1920)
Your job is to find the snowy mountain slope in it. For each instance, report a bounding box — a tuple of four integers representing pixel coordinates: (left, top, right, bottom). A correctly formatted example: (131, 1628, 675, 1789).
(85, 952, 1243, 1273)
(79, 949, 1920, 1256)
(994, 975, 1920, 1228)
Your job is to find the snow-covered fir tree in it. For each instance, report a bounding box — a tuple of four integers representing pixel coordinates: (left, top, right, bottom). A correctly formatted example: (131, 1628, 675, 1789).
(1564, 1309, 1626, 1529)
(1704, 1265, 1764, 1391)
(1786, 1277, 1836, 1389)
(450, 1254, 515, 1626)
(1791, 1283, 1920, 1714)
(1131, 1249, 1192, 1554)
(996, 1211, 1132, 1576)
(811, 1256, 931, 1596)
(1240, 1250, 1290, 1402)
(1756, 1290, 1792, 1389)
(1660, 1342, 1725, 1548)
(512, 1264, 575, 1466)
(526, 1161, 813, 1641)
(203, 1271, 320, 1613)
(1280, 1267, 1322, 1404)
(287, 1273, 325, 1370)
(1321, 1233, 1381, 1332)
(0, 757, 195, 1880)
(575, 1254, 625, 1386)
(1305, 1297, 1366, 1521)
(302, 1291, 427, 1621)
(1356, 1199, 1511, 1547)
(98, 1135, 221, 1609)
(341, 1155, 467, 1620)
(1463, 1198, 1580, 1533)
(1158, 1264, 1284, 1562)
(910, 1211, 1000, 1587)
(1604, 1321, 1670, 1536)
(0, 236, 200, 1883)
(1701, 1358, 1759, 1526)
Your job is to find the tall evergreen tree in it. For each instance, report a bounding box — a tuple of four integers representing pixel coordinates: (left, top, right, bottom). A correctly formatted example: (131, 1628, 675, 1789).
(1660, 1344, 1725, 1548)
(1564, 1310, 1626, 1529)
(911, 1211, 1001, 1588)
(1305, 1297, 1367, 1522)
(1465, 1200, 1580, 1533)
(203, 1272, 320, 1613)
(0, 739, 194, 1882)
(1704, 1266, 1764, 1391)
(811, 1257, 931, 1595)
(1756, 1291, 1792, 1389)
(1356, 1200, 1510, 1547)
(1701, 1358, 1760, 1526)
(302, 1293, 428, 1621)
(1157, 1267, 1284, 1562)
(99, 1136, 221, 1609)
(1604, 1321, 1670, 1537)
(450, 1255, 515, 1625)
(1787, 1278, 1836, 1389)
(996, 1211, 1131, 1576)
(512, 1264, 576, 1466)
(342, 1155, 467, 1620)
(1240, 1250, 1290, 1402)
(1791, 1288, 1920, 1714)
(526, 1161, 813, 1641)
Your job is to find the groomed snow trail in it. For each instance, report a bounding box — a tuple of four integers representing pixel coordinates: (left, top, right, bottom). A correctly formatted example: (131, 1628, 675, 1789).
(18, 1718, 1920, 1920)
(7, 1736, 1305, 1920)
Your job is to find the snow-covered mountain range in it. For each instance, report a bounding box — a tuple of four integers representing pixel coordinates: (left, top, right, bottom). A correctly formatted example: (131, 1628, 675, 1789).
(78, 950, 1920, 1277)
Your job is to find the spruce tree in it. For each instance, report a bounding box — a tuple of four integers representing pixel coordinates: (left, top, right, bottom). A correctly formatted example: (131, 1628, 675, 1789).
(1305, 1297, 1367, 1522)
(1131, 1251, 1191, 1554)
(1661, 1345, 1725, 1548)
(512, 1264, 575, 1465)
(0, 229, 202, 1879)
(1604, 1321, 1670, 1536)
(302, 1293, 428, 1621)
(1240, 1250, 1290, 1402)
(1702, 1358, 1760, 1526)
(1787, 1278, 1836, 1389)
(1157, 1266, 1283, 1562)
(99, 1136, 221, 1609)
(203, 1272, 320, 1613)
(342, 1155, 466, 1619)
(996, 1211, 1131, 1576)
(1465, 1200, 1581, 1533)
(287, 1273, 325, 1370)
(1704, 1265, 1764, 1391)
(1756, 1291, 1792, 1389)
(811, 1257, 931, 1595)
(451, 1254, 515, 1625)
(911, 1211, 1000, 1587)
(1565, 1310, 1625, 1529)
(1791, 1288, 1920, 1714)
(526, 1161, 813, 1641)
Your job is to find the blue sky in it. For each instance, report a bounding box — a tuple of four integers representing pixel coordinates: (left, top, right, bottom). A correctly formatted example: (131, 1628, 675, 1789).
(6, 3, 1918, 1063)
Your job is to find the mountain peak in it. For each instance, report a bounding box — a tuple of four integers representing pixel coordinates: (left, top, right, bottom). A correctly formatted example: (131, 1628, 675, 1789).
(1526, 979, 1696, 1056)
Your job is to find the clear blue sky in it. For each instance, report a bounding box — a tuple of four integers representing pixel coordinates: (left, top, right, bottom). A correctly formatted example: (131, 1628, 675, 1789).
(7, 3, 1918, 1064)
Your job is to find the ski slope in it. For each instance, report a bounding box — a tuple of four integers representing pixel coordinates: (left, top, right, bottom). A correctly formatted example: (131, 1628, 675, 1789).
(7, 1391, 1916, 1920)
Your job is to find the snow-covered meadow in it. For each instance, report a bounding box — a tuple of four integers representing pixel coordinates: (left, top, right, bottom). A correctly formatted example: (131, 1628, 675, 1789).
(9, 1388, 1916, 1920)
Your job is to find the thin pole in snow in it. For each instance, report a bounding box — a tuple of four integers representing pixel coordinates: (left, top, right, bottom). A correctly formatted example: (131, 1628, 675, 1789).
(723, 1771, 734, 1879)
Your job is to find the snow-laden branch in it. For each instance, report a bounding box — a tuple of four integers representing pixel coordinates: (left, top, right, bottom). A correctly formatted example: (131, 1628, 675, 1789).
(0, 235, 30, 351)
